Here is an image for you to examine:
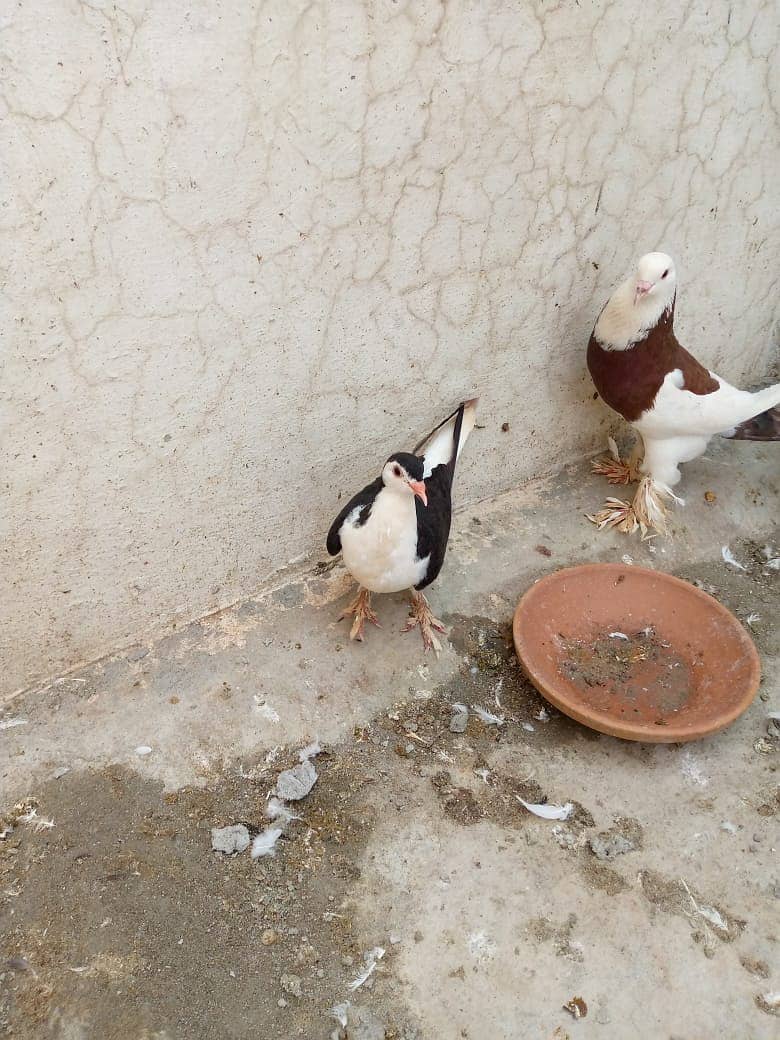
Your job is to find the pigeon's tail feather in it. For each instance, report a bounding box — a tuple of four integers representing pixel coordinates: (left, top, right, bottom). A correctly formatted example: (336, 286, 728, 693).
(722, 406, 780, 441)
(415, 398, 478, 478)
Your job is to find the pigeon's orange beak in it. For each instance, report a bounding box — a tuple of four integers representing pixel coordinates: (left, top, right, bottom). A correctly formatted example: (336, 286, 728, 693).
(635, 279, 653, 304)
(409, 480, 427, 507)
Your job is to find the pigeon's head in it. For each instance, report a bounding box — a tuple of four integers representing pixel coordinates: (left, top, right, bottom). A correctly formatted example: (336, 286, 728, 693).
(382, 453, 427, 506)
(634, 252, 676, 308)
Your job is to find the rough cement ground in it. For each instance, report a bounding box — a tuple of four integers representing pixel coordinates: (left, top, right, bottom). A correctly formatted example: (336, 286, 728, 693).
(1, 443, 778, 1040)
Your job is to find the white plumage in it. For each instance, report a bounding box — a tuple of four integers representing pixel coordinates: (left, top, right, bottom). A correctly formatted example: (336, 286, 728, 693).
(327, 399, 478, 649)
(588, 252, 780, 534)
(340, 490, 429, 594)
(416, 402, 478, 477)
(636, 370, 780, 488)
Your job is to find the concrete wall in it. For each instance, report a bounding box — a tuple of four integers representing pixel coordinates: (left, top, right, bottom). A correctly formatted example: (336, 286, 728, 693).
(4, 0, 778, 697)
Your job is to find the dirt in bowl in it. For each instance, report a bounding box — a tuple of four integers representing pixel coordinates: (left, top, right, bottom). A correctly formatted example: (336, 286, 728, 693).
(557, 628, 694, 722)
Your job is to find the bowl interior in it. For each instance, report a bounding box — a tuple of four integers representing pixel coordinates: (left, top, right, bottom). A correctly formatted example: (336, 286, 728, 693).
(513, 564, 760, 742)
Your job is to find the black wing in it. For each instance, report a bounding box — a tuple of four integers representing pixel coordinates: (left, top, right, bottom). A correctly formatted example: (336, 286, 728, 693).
(413, 462, 454, 589)
(326, 477, 383, 556)
(414, 403, 466, 589)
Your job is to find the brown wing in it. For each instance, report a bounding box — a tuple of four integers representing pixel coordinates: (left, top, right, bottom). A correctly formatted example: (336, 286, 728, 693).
(588, 303, 717, 423)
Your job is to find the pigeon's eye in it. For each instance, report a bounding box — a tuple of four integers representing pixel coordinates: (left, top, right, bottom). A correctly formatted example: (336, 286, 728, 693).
(661, 269, 669, 279)
(393, 465, 402, 478)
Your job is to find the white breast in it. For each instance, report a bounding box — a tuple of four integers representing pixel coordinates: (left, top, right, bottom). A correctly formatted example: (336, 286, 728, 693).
(340, 489, 429, 594)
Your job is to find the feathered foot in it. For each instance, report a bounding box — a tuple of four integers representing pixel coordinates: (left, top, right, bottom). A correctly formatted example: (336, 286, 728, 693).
(588, 477, 677, 537)
(587, 496, 642, 534)
(632, 477, 677, 535)
(338, 587, 380, 642)
(591, 436, 641, 485)
(404, 590, 446, 654)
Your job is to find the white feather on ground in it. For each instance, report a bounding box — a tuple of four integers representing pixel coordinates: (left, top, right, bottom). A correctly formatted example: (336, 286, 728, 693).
(348, 947, 385, 991)
(298, 741, 322, 762)
(696, 905, 728, 932)
(516, 797, 573, 821)
(265, 797, 301, 823)
(721, 546, 747, 571)
(471, 704, 505, 726)
(681, 879, 729, 933)
(250, 826, 284, 859)
(329, 1002, 350, 1027)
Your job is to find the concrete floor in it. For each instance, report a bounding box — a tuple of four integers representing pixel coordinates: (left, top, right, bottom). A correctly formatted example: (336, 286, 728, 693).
(1, 443, 778, 1040)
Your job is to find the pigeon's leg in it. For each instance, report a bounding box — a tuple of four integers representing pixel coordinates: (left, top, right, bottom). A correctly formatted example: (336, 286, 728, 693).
(591, 434, 643, 485)
(404, 590, 446, 654)
(640, 435, 707, 487)
(630, 477, 674, 535)
(338, 586, 380, 642)
(588, 477, 677, 537)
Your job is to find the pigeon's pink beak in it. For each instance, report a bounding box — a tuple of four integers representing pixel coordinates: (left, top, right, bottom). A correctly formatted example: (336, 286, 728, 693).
(409, 480, 427, 507)
(634, 279, 653, 303)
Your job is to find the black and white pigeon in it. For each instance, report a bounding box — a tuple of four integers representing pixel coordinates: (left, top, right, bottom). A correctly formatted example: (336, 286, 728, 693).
(326, 399, 478, 651)
(587, 251, 780, 535)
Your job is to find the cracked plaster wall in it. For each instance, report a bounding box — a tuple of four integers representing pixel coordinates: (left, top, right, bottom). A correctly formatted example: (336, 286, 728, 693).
(2, 0, 778, 696)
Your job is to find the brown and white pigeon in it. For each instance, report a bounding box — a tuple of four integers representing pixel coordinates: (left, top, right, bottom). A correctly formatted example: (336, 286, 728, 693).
(587, 252, 780, 534)
(326, 399, 478, 652)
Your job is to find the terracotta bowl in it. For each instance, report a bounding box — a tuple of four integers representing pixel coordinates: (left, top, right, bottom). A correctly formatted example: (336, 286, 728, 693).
(513, 563, 760, 743)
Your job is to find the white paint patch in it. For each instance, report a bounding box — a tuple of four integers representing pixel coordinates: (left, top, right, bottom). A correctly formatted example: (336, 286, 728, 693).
(195, 612, 256, 654)
(253, 696, 280, 722)
(467, 931, 496, 964)
(680, 749, 709, 786)
(0, 718, 28, 730)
